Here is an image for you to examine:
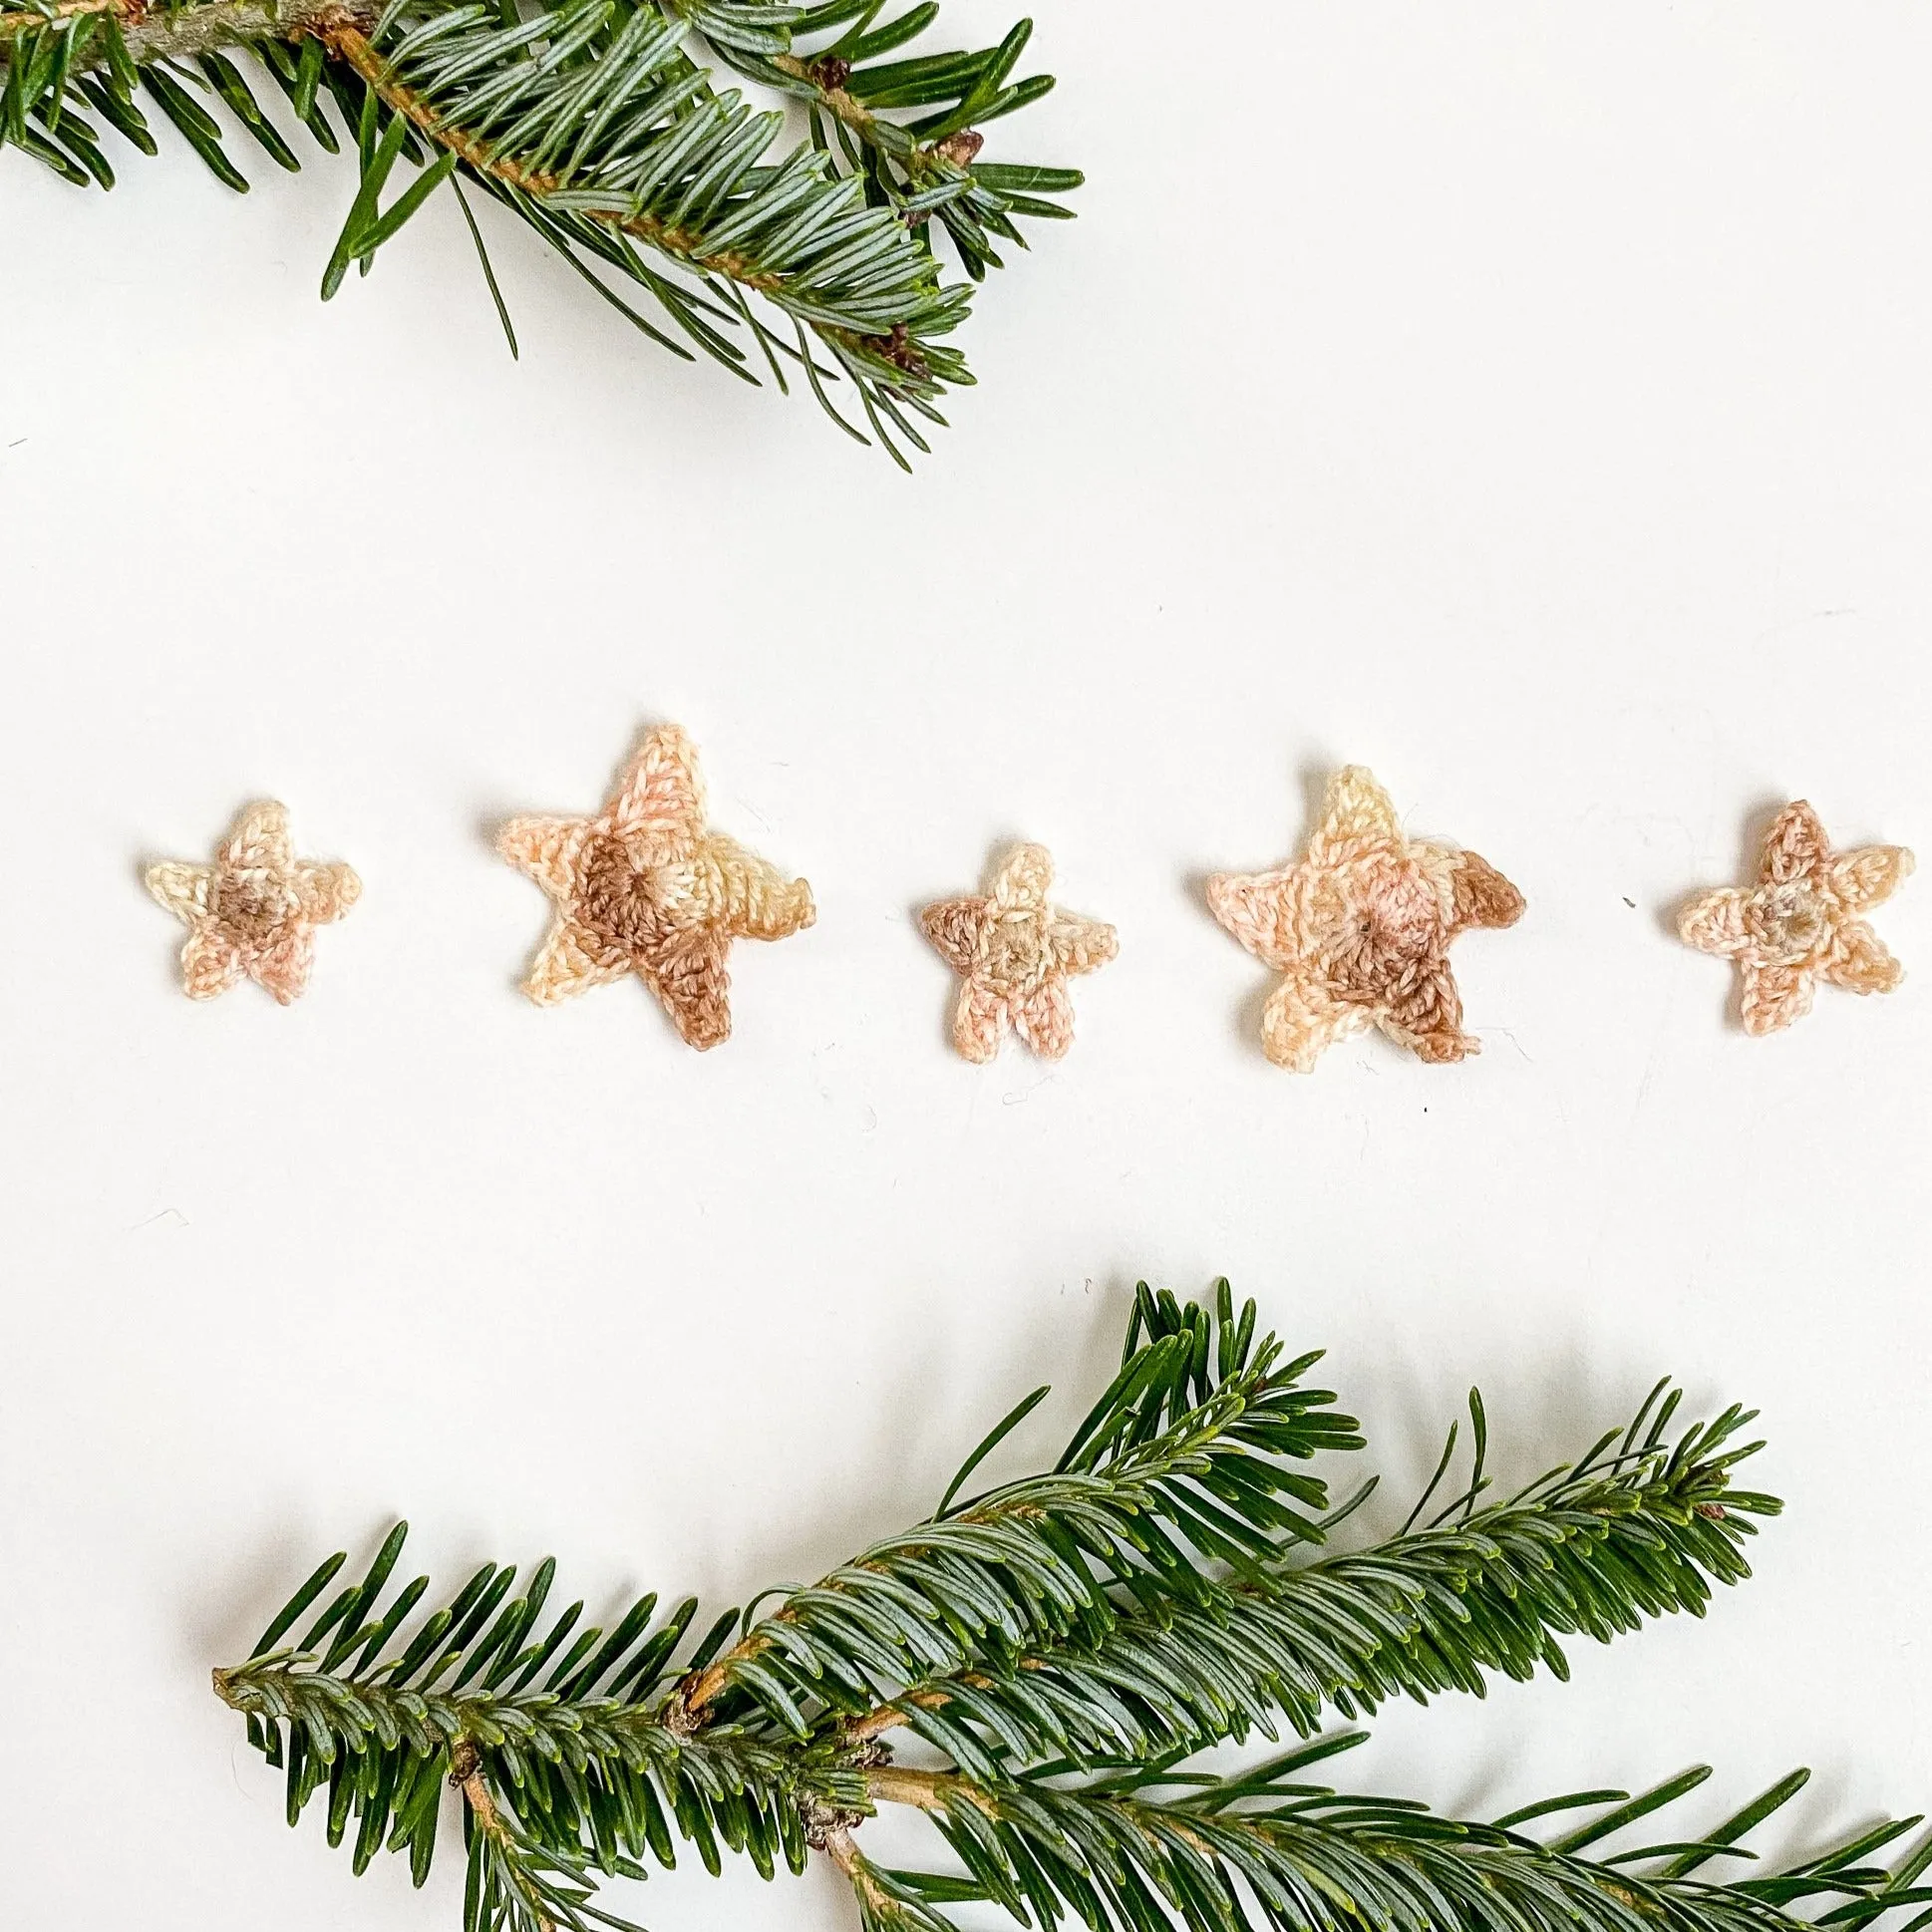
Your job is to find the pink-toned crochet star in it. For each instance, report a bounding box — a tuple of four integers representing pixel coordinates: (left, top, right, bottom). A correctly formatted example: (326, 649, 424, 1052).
(921, 844, 1118, 1062)
(1207, 766, 1524, 1072)
(1679, 800, 1913, 1035)
(498, 725, 814, 1049)
(147, 802, 360, 1004)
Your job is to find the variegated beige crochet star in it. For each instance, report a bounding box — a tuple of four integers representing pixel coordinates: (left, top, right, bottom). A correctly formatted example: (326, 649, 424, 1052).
(147, 802, 360, 1004)
(1207, 766, 1524, 1072)
(921, 844, 1118, 1062)
(1679, 801, 1913, 1035)
(498, 726, 814, 1049)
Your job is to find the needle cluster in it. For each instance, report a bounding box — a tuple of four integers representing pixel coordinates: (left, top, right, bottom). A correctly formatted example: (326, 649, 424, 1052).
(214, 1282, 1932, 1932)
(0, 0, 1078, 459)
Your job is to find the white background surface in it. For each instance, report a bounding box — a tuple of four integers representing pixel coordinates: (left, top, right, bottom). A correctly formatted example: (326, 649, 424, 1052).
(3, 3, 1930, 1927)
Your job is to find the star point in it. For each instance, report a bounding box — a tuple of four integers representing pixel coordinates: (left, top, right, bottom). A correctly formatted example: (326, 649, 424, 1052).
(498, 727, 812, 1048)
(1207, 767, 1523, 1072)
(920, 843, 1118, 1063)
(1680, 800, 1912, 1036)
(147, 801, 359, 1004)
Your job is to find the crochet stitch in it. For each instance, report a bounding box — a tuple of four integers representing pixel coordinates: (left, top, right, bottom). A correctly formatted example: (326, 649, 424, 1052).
(498, 726, 814, 1049)
(146, 802, 360, 1004)
(1678, 800, 1913, 1036)
(1206, 766, 1524, 1073)
(920, 844, 1118, 1062)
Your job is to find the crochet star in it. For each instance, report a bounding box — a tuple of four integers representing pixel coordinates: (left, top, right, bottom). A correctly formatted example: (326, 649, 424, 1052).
(146, 802, 360, 1004)
(1679, 801, 1913, 1035)
(498, 726, 814, 1049)
(1206, 766, 1524, 1072)
(921, 844, 1118, 1062)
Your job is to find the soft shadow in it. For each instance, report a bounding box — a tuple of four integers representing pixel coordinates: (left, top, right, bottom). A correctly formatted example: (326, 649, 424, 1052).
(1182, 866, 1271, 1054)
(1296, 757, 1340, 836)
(684, 1278, 1128, 1606)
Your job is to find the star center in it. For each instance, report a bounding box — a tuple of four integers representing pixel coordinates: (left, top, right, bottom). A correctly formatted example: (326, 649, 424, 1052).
(212, 871, 301, 945)
(979, 910, 1050, 994)
(1317, 860, 1441, 994)
(576, 831, 675, 965)
(1746, 881, 1826, 965)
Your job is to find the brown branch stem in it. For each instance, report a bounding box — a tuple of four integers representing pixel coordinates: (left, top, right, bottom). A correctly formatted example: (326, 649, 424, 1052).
(460, 1767, 506, 1836)
(448, 1740, 506, 1836)
(0, 0, 119, 30)
(821, 1825, 866, 1875)
(450, 1741, 556, 1932)
(772, 51, 875, 144)
(862, 1765, 969, 1814)
(771, 50, 974, 179)
(1, 0, 372, 66)
(842, 1676, 991, 1743)
(843, 1703, 911, 1744)
(822, 1823, 904, 1923)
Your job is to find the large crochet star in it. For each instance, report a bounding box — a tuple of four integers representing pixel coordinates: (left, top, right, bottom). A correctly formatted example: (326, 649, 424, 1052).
(498, 726, 814, 1049)
(1207, 766, 1524, 1072)
(147, 801, 360, 1004)
(921, 843, 1118, 1062)
(1679, 800, 1913, 1035)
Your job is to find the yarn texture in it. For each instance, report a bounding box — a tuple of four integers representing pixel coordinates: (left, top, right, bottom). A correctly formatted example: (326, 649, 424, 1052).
(1206, 766, 1524, 1073)
(1678, 800, 1913, 1036)
(146, 801, 360, 1004)
(498, 726, 813, 1049)
(921, 843, 1118, 1062)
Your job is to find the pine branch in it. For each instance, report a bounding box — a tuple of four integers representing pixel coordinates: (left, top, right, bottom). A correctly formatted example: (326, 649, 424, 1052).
(846, 1379, 1773, 1777)
(667, 1285, 1363, 1738)
(213, 1280, 1932, 1932)
(0, 0, 1079, 457)
(211, 1526, 879, 1931)
(849, 1757, 1932, 1932)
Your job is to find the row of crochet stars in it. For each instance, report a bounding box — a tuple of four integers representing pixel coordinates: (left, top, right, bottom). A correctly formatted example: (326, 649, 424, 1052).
(146, 726, 1914, 1068)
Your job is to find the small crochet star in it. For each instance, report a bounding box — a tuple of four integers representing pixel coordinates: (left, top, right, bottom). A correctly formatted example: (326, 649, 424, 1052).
(921, 844, 1119, 1062)
(146, 802, 361, 1004)
(1679, 801, 1913, 1036)
(1206, 766, 1524, 1073)
(498, 725, 813, 1049)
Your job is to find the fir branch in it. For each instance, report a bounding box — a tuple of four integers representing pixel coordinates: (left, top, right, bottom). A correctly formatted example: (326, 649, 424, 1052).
(214, 1280, 1932, 1932)
(669, 1285, 1362, 1737)
(125, 0, 367, 65)
(0, 0, 1078, 456)
(846, 1381, 1772, 1777)
(212, 1531, 876, 1929)
(851, 1758, 1932, 1932)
